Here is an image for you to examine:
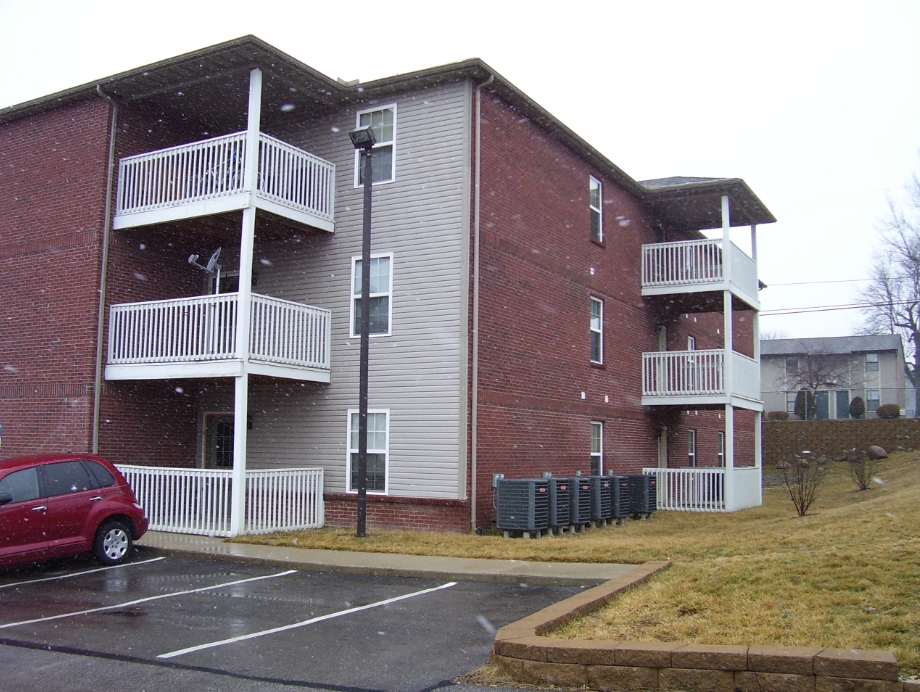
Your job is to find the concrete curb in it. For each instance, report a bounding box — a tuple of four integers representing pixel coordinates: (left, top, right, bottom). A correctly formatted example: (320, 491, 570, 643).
(134, 532, 635, 586)
(492, 560, 909, 692)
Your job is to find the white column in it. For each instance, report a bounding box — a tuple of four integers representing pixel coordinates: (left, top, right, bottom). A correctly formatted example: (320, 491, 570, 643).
(724, 404, 735, 511)
(753, 409, 763, 502)
(721, 194, 732, 286)
(229, 68, 262, 537)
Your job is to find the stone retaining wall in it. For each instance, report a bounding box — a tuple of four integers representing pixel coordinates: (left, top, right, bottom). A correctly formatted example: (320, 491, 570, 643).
(763, 418, 920, 466)
(491, 561, 915, 692)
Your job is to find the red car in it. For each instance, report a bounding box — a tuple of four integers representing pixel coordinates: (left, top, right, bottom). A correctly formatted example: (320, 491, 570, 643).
(0, 454, 148, 568)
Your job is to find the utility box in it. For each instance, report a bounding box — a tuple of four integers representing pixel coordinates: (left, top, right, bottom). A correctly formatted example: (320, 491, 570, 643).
(547, 477, 571, 531)
(589, 476, 613, 525)
(627, 473, 657, 519)
(609, 474, 631, 523)
(496, 478, 549, 537)
(567, 476, 593, 528)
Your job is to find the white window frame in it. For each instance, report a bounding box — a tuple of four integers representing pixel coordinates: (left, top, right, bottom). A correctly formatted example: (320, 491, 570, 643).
(866, 389, 880, 414)
(589, 176, 603, 242)
(688, 429, 697, 467)
(350, 252, 393, 338)
(717, 431, 725, 467)
(785, 391, 797, 414)
(590, 421, 603, 475)
(353, 103, 397, 186)
(590, 297, 603, 364)
(785, 356, 799, 377)
(346, 408, 389, 495)
(865, 352, 879, 372)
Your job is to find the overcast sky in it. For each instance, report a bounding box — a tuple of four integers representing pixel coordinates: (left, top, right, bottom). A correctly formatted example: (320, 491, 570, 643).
(2, 0, 919, 341)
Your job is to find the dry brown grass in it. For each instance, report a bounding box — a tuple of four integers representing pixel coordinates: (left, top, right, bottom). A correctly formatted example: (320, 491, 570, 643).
(234, 453, 920, 674)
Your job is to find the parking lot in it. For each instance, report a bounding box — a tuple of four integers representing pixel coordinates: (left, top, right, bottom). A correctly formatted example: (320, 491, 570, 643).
(0, 550, 581, 691)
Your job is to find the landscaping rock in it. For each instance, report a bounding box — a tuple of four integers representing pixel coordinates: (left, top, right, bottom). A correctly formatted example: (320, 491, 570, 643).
(867, 446, 888, 460)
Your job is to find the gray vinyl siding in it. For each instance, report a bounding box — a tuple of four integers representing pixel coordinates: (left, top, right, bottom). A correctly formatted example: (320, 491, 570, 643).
(239, 79, 471, 499)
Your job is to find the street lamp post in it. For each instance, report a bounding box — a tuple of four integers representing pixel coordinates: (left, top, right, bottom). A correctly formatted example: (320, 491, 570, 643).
(349, 124, 376, 538)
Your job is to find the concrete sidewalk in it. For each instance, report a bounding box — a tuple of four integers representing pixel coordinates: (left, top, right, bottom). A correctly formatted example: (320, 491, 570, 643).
(136, 531, 635, 586)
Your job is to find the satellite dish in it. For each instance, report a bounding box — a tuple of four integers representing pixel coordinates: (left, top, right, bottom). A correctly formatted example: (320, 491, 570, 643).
(205, 247, 222, 273)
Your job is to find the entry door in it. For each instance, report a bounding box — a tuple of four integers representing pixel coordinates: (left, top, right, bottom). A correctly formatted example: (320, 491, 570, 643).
(206, 415, 235, 469)
(815, 391, 829, 420)
(836, 390, 850, 419)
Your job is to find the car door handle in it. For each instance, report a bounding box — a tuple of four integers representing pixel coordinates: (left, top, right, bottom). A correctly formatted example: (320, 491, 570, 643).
(89, 496, 103, 502)
(31, 505, 47, 512)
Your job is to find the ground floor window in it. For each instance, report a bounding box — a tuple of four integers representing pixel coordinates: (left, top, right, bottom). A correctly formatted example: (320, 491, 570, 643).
(688, 429, 697, 467)
(590, 422, 603, 475)
(205, 414, 234, 469)
(867, 389, 880, 415)
(717, 431, 725, 467)
(347, 409, 389, 493)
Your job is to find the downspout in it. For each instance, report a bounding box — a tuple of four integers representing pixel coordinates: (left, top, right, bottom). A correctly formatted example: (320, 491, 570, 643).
(92, 86, 118, 453)
(471, 74, 493, 531)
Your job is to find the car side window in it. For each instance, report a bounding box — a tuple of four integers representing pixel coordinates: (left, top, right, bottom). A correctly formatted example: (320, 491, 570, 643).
(0, 468, 41, 503)
(40, 462, 94, 497)
(82, 461, 116, 488)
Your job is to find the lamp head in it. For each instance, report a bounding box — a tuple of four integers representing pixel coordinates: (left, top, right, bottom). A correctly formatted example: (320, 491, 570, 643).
(349, 125, 376, 150)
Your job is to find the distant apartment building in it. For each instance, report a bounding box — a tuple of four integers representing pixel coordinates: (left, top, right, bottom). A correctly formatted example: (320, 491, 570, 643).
(761, 335, 910, 419)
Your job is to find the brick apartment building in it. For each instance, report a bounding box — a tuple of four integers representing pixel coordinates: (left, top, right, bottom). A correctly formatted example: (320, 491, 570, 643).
(0, 36, 774, 534)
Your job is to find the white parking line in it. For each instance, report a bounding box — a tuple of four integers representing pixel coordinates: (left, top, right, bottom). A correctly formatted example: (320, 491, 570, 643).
(158, 580, 458, 659)
(0, 569, 297, 630)
(0, 557, 167, 590)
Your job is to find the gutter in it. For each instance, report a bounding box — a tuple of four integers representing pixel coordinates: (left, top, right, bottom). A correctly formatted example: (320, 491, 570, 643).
(91, 85, 118, 453)
(470, 74, 494, 532)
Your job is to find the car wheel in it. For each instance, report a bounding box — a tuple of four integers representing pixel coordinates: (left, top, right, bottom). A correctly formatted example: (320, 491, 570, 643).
(93, 520, 132, 565)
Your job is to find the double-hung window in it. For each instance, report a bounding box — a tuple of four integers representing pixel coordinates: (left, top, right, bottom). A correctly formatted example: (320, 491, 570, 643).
(590, 422, 603, 476)
(589, 176, 603, 242)
(785, 356, 799, 377)
(351, 254, 392, 337)
(347, 409, 389, 493)
(688, 429, 697, 467)
(866, 389, 880, 415)
(590, 297, 603, 363)
(865, 353, 879, 372)
(717, 431, 725, 467)
(354, 105, 396, 185)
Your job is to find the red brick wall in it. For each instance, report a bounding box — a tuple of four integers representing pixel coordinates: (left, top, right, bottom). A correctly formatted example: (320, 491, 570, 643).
(0, 98, 111, 457)
(470, 91, 758, 528)
(324, 494, 469, 532)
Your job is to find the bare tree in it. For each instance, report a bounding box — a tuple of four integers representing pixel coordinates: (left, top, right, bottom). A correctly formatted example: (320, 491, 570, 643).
(860, 166, 920, 412)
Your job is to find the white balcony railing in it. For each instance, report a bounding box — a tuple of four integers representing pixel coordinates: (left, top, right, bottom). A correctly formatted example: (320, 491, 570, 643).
(642, 349, 724, 397)
(116, 132, 335, 224)
(108, 293, 331, 371)
(644, 467, 726, 512)
(641, 238, 758, 298)
(117, 465, 324, 537)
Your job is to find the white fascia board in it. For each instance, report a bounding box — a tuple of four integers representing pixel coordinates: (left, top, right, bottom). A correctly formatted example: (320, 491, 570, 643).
(105, 360, 244, 380)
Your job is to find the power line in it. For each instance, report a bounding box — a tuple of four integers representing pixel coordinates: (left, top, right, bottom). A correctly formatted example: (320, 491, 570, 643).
(761, 298, 919, 317)
(767, 278, 872, 286)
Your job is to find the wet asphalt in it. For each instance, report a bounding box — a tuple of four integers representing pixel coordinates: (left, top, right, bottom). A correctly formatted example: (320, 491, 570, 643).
(0, 550, 581, 692)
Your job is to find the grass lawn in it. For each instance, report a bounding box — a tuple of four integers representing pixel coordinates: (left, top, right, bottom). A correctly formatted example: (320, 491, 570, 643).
(234, 453, 920, 674)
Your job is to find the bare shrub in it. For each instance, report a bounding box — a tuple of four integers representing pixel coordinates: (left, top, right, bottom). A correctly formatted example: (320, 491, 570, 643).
(779, 451, 826, 516)
(767, 411, 790, 421)
(845, 448, 880, 491)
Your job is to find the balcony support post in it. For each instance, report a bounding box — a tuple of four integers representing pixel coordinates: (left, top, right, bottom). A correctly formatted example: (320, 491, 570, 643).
(229, 67, 262, 537)
(724, 404, 735, 511)
(721, 194, 732, 285)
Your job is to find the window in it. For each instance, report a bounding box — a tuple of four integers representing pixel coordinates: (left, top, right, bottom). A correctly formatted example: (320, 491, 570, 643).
(717, 432, 725, 467)
(687, 336, 696, 351)
(589, 176, 602, 242)
(590, 297, 603, 363)
(785, 391, 797, 414)
(83, 461, 115, 488)
(351, 254, 392, 337)
(0, 468, 40, 503)
(866, 353, 879, 372)
(785, 356, 798, 376)
(347, 410, 389, 493)
(355, 105, 396, 185)
(867, 389, 880, 415)
(40, 462, 94, 497)
(688, 430, 697, 467)
(590, 422, 603, 475)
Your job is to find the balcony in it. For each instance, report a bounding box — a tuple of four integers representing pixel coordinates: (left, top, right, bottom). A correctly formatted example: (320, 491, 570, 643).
(105, 293, 331, 382)
(641, 349, 761, 409)
(641, 239, 758, 307)
(114, 132, 335, 232)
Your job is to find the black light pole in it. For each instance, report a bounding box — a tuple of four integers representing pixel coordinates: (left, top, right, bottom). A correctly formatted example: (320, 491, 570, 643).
(349, 124, 376, 538)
